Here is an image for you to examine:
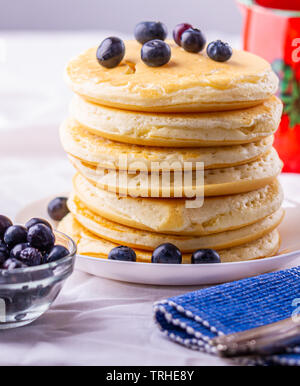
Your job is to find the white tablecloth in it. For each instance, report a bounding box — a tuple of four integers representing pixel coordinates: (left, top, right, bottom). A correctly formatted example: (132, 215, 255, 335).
(0, 31, 288, 366)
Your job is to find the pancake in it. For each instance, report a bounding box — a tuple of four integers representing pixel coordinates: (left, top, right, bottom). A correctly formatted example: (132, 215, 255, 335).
(65, 40, 278, 113)
(72, 174, 283, 235)
(58, 213, 281, 263)
(60, 118, 274, 171)
(67, 194, 284, 252)
(70, 95, 282, 147)
(69, 147, 283, 198)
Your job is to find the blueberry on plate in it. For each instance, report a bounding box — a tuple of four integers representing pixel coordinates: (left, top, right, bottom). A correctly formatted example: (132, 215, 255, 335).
(152, 243, 182, 264)
(141, 40, 171, 67)
(206, 40, 232, 62)
(108, 246, 136, 262)
(10, 243, 29, 259)
(135, 21, 168, 44)
(0, 215, 13, 238)
(191, 249, 221, 264)
(96, 37, 125, 69)
(47, 197, 69, 221)
(4, 225, 27, 248)
(46, 245, 69, 263)
(25, 217, 52, 230)
(2, 258, 27, 270)
(173, 23, 193, 46)
(27, 224, 55, 252)
(181, 28, 206, 53)
(19, 247, 43, 267)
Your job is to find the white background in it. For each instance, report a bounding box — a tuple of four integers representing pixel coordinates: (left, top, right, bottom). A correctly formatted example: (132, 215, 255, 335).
(0, 0, 242, 34)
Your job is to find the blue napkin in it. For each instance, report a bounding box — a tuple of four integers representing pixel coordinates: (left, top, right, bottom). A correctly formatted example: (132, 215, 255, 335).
(154, 267, 300, 366)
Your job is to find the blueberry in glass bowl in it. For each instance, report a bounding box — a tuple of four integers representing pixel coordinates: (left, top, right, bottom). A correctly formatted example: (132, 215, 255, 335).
(0, 216, 76, 329)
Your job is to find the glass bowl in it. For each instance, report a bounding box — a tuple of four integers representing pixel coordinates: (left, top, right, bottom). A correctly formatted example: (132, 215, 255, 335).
(0, 231, 76, 329)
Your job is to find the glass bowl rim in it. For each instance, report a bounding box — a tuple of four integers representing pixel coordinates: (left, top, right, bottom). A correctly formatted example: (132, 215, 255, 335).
(0, 230, 77, 275)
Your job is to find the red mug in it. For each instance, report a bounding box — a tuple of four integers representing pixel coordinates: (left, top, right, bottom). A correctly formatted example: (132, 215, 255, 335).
(255, 0, 300, 11)
(237, 0, 300, 172)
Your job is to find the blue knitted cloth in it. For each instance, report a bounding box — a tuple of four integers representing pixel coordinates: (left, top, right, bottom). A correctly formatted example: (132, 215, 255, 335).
(154, 267, 300, 366)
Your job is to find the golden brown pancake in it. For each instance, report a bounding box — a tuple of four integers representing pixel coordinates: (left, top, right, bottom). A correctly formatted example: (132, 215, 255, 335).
(67, 194, 284, 253)
(58, 213, 281, 263)
(72, 173, 283, 236)
(60, 118, 274, 171)
(70, 95, 282, 147)
(69, 148, 283, 198)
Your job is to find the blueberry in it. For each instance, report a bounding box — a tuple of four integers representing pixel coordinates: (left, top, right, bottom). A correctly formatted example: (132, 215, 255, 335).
(4, 225, 27, 248)
(0, 243, 9, 265)
(135, 21, 168, 44)
(25, 217, 52, 230)
(0, 215, 13, 239)
(152, 243, 182, 264)
(141, 40, 171, 67)
(10, 243, 29, 259)
(96, 37, 125, 69)
(27, 223, 55, 251)
(29, 282, 53, 300)
(206, 40, 232, 62)
(191, 249, 221, 264)
(181, 28, 206, 53)
(46, 245, 69, 263)
(19, 247, 43, 267)
(0, 242, 9, 257)
(47, 197, 69, 221)
(2, 258, 27, 270)
(108, 246, 136, 262)
(173, 23, 193, 46)
(15, 313, 27, 322)
(0, 251, 7, 265)
(10, 293, 32, 313)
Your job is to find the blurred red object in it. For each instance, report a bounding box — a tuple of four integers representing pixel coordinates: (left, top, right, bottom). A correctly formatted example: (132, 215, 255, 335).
(255, 0, 300, 11)
(238, 1, 300, 172)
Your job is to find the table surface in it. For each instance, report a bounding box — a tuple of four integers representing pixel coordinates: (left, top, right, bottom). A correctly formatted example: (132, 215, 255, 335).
(0, 31, 293, 366)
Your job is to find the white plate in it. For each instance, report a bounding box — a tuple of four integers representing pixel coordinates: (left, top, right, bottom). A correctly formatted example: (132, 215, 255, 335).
(15, 174, 300, 286)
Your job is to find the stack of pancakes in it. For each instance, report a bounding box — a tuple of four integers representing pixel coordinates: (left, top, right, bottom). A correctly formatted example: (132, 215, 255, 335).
(58, 40, 284, 263)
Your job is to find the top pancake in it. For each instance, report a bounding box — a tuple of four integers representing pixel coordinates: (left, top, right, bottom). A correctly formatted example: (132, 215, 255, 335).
(65, 40, 278, 113)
